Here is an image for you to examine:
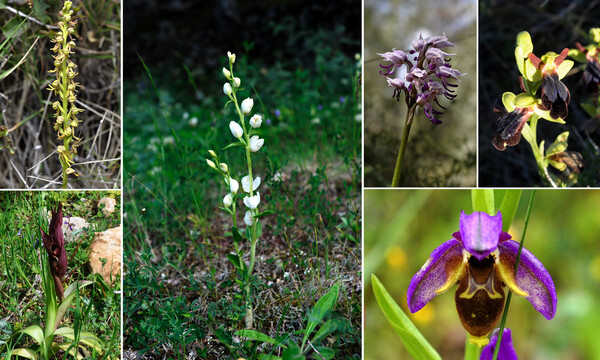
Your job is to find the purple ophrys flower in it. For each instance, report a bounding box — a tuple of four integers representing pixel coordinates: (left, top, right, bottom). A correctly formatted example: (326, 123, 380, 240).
(480, 328, 518, 360)
(40, 202, 67, 301)
(378, 33, 464, 124)
(407, 211, 556, 346)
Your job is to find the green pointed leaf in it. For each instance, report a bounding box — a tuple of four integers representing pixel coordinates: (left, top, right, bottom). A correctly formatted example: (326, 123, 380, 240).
(235, 329, 285, 347)
(471, 189, 495, 214)
(255, 209, 275, 218)
(258, 355, 282, 360)
(372, 275, 441, 360)
(19, 325, 44, 345)
(311, 319, 337, 344)
(282, 342, 305, 360)
(302, 285, 339, 351)
(311, 346, 335, 359)
(231, 226, 243, 243)
(56, 280, 93, 327)
(222, 142, 244, 150)
(253, 220, 262, 242)
(498, 190, 522, 231)
(52, 327, 104, 354)
(8, 348, 37, 360)
(227, 254, 242, 270)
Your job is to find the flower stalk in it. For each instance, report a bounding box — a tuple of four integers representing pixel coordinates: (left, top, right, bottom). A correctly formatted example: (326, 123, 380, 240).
(48, 1, 83, 188)
(208, 52, 268, 329)
(378, 34, 463, 186)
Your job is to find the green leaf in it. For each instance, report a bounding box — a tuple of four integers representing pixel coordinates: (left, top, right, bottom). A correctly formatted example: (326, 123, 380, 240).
(497, 190, 522, 231)
(282, 342, 305, 360)
(311, 319, 337, 344)
(255, 209, 275, 218)
(253, 220, 263, 242)
(471, 189, 495, 214)
(19, 325, 44, 345)
(55, 280, 93, 327)
(8, 348, 37, 360)
(258, 355, 282, 360)
(371, 275, 441, 360)
(227, 254, 242, 270)
(302, 285, 339, 351)
(231, 226, 243, 243)
(235, 329, 285, 347)
(581, 102, 597, 117)
(52, 327, 104, 354)
(222, 142, 243, 150)
(310, 346, 335, 359)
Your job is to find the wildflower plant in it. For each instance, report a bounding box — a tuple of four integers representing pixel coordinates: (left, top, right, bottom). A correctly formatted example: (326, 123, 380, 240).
(372, 190, 555, 360)
(47, 1, 84, 188)
(492, 31, 583, 186)
(1, 202, 104, 359)
(378, 33, 464, 186)
(206, 52, 272, 329)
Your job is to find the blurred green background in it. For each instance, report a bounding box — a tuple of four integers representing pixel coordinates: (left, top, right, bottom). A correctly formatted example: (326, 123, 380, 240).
(364, 189, 600, 359)
(364, 0, 477, 187)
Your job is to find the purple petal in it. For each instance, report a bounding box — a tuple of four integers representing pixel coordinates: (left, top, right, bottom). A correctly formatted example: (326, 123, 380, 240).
(407, 239, 465, 312)
(458, 211, 504, 260)
(498, 240, 557, 319)
(480, 328, 518, 360)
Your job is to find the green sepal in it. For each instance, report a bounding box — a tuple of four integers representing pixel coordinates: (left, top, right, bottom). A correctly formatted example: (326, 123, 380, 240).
(516, 31, 533, 54)
(525, 59, 541, 82)
(557, 60, 574, 79)
(502, 92, 517, 112)
(546, 132, 569, 157)
(549, 158, 567, 171)
(590, 28, 600, 43)
(514, 93, 536, 107)
(533, 106, 565, 124)
(568, 48, 587, 63)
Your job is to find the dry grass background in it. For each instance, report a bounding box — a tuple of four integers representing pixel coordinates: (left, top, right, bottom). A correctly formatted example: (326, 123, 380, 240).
(0, 0, 120, 189)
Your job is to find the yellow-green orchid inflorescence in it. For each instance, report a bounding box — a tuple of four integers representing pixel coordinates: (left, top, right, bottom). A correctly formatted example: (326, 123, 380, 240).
(48, 1, 84, 188)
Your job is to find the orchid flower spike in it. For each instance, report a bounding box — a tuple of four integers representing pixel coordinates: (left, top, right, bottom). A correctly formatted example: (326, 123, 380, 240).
(40, 202, 67, 301)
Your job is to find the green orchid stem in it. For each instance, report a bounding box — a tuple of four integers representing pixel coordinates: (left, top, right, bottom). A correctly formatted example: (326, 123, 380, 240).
(464, 335, 482, 360)
(492, 190, 536, 360)
(229, 67, 258, 328)
(391, 103, 417, 187)
(523, 118, 557, 187)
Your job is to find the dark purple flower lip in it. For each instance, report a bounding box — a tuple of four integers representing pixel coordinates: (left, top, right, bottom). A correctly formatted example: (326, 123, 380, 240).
(492, 107, 534, 151)
(540, 73, 570, 119)
(407, 211, 557, 346)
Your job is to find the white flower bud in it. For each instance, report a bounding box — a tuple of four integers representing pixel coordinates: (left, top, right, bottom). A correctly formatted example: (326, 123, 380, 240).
(223, 83, 233, 96)
(249, 135, 264, 152)
(227, 51, 236, 64)
(249, 114, 262, 128)
(229, 121, 243, 138)
(223, 193, 233, 207)
(241, 98, 254, 114)
(220, 163, 228, 172)
(243, 192, 261, 209)
(208, 149, 217, 157)
(233, 77, 241, 88)
(222, 67, 231, 80)
(206, 159, 217, 169)
(241, 175, 261, 192)
(244, 210, 254, 226)
(229, 178, 239, 193)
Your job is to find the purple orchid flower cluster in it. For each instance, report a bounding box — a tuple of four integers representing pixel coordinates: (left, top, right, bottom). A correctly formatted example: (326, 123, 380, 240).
(378, 34, 464, 124)
(407, 211, 557, 352)
(40, 202, 68, 301)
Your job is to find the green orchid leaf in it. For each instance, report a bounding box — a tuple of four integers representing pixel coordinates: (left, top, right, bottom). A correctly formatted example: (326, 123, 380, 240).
(258, 355, 282, 360)
(282, 342, 305, 360)
(371, 275, 441, 360)
(252, 220, 263, 242)
(235, 329, 286, 347)
(222, 142, 244, 150)
(471, 189, 495, 215)
(55, 280, 93, 327)
(53, 327, 104, 354)
(311, 319, 337, 344)
(311, 346, 335, 359)
(53, 343, 86, 360)
(227, 254, 242, 270)
(501, 92, 516, 112)
(231, 226, 243, 243)
(302, 284, 339, 351)
(19, 325, 44, 345)
(498, 190, 522, 231)
(557, 60, 574, 79)
(8, 348, 37, 360)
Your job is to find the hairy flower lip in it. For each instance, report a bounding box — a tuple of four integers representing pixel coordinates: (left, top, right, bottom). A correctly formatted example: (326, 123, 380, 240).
(407, 211, 557, 341)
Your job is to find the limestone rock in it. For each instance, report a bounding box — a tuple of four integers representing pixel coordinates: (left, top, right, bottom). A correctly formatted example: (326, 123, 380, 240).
(98, 197, 117, 216)
(89, 226, 121, 285)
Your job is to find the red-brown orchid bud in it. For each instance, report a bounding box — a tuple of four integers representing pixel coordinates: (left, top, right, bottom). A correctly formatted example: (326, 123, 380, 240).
(40, 203, 67, 301)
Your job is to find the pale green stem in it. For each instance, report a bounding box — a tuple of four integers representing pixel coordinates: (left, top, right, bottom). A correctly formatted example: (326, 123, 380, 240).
(391, 103, 417, 187)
